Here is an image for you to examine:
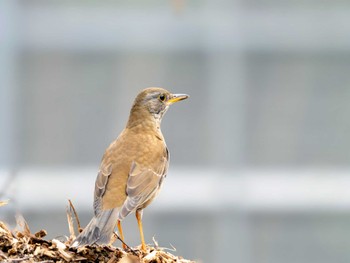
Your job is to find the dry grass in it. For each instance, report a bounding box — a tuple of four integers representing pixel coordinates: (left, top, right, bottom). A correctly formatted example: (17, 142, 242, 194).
(0, 201, 195, 263)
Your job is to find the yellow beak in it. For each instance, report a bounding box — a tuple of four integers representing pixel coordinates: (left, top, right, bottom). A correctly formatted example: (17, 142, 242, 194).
(167, 94, 189, 105)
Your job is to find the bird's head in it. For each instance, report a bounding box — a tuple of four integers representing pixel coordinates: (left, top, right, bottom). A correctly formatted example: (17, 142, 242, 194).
(127, 87, 189, 128)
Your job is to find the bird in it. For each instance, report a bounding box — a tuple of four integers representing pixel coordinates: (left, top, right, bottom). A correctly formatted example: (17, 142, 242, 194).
(72, 87, 189, 251)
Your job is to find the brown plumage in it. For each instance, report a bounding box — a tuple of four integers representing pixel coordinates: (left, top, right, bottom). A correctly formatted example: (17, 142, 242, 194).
(72, 87, 188, 250)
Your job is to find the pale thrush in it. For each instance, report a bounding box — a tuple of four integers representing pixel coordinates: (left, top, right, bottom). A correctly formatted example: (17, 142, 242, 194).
(72, 87, 188, 251)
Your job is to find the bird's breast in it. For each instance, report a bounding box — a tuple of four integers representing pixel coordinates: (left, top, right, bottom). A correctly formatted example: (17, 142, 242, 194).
(100, 128, 167, 210)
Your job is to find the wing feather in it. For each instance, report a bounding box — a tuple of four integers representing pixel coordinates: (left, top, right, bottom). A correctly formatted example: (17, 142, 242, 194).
(93, 163, 112, 216)
(119, 149, 169, 220)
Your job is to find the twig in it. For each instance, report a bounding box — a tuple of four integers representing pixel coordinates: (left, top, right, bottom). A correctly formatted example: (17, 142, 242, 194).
(66, 206, 76, 239)
(152, 236, 177, 252)
(68, 199, 82, 232)
(112, 232, 138, 256)
(15, 214, 31, 236)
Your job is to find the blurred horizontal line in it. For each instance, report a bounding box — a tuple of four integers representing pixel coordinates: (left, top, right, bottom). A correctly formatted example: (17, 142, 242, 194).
(2, 167, 350, 213)
(15, 7, 350, 52)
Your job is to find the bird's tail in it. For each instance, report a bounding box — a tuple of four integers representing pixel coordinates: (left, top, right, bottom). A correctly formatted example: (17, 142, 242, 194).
(71, 209, 119, 247)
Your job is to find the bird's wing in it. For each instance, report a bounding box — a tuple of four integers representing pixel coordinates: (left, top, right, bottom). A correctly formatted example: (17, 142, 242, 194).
(93, 163, 113, 216)
(119, 149, 169, 219)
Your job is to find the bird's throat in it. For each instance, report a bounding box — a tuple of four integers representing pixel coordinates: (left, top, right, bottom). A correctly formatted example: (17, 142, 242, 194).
(126, 109, 162, 133)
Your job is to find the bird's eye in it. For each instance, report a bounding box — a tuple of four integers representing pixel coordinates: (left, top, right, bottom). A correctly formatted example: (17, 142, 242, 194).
(159, 94, 166, 101)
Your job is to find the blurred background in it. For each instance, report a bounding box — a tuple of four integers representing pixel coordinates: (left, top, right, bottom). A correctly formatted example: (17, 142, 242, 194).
(1, 0, 350, 262)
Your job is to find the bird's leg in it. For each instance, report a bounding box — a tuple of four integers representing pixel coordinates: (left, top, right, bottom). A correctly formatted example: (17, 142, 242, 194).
(117, 220, 127, 249)
(136, 210, 146, 251)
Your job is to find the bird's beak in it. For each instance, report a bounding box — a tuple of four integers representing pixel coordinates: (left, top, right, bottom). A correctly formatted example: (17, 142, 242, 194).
(167, 94, 189, 105)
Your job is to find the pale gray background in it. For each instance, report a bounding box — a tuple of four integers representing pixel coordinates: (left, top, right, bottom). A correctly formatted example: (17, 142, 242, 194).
(1, 1, 350, 262)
